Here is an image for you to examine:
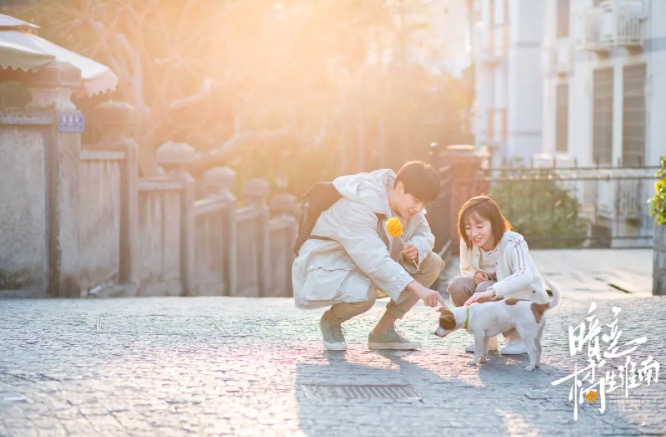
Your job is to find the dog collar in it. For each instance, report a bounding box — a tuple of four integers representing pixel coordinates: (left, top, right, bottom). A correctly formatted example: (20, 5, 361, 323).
(464, 306, 470, 330)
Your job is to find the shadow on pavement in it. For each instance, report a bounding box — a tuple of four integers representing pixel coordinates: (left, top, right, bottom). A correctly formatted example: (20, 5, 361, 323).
(294, 346, 643, 436)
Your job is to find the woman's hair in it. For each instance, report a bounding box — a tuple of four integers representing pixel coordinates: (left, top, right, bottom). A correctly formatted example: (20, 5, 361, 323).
(457, 196, 511, 250)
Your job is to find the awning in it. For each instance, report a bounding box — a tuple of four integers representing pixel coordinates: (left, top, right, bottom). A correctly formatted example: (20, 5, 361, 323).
(0, 14, 118, 97)
(0, 14, 39, 29)
(0, 31, 54, 72)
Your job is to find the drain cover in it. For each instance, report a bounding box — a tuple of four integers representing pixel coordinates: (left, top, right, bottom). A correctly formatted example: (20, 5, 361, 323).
(300, 384, 420, 401)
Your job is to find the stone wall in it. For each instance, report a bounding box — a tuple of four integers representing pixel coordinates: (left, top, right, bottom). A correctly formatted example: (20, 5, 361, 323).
(0, 63, 297, 298)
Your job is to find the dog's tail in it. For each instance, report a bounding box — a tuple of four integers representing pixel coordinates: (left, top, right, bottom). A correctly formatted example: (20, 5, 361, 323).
(544, 278, 560, 309)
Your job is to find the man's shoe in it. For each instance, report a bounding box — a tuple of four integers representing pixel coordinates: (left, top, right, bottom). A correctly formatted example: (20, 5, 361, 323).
(320, 311, 347, 351)
(500, 339, 528, 355)
(368, 325, 421, 350)
(464, 336, 498, 353)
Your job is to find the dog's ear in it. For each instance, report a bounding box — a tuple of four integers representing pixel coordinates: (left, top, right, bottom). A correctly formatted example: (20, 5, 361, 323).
(437, 307, 448, 314)
(439, 311, 456, 330)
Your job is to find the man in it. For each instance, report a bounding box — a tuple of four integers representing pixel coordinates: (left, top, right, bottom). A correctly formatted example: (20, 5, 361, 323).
(292, 161, 446, 351)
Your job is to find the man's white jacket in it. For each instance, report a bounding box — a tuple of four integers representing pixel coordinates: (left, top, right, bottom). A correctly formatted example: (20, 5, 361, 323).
(293, 169, 434, 309)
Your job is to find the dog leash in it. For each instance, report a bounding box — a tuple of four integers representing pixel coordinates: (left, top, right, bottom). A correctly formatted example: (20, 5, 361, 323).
(464, 306, 470, 330)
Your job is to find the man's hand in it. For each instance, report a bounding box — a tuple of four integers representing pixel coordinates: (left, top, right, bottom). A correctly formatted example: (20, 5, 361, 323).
(401, 243, 418, 263)
(464, 288, 496, 306)
(474, 271, 490, 286)
(408, 281, 446, 307)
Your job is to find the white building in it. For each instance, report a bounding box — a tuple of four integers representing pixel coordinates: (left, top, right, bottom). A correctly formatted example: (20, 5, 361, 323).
(541, 0, 665, 167)
(469, 0, 545, 164)
(540, 0, 666, 246)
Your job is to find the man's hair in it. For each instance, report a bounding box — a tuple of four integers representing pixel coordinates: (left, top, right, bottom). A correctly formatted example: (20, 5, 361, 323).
(394, 160, 440, 204)
(457, 195, 512, 250)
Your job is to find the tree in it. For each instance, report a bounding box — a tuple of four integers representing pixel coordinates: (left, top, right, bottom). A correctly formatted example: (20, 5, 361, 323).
(4, 1, 388, 171)
(2, 0, 473, 193)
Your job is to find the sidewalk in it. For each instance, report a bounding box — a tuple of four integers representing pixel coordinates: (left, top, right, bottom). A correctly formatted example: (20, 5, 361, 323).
(440, 248, 653, 298)
(0, 249, 664, 437)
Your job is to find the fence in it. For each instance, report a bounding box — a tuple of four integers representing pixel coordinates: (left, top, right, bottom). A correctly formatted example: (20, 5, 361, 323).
(426, 144, 660, 252)
(0, 64, 297, 298)
(477, 164, 659, 248)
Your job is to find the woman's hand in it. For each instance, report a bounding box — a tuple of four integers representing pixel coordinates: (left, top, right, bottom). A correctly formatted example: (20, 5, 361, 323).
(474, 271, 490, 285)
(464, 287, 496, 306)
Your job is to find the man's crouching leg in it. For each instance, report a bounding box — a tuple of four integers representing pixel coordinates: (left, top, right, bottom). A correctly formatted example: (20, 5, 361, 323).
(369, 252, 445, 350)
(320, 290, 376, 351)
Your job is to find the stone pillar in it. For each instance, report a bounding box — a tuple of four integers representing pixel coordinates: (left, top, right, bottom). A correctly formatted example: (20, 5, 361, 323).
(26, 62, 83, 297)
(93, 101, 140, 295)
(432, 144, 483, 255)
(26, 61, 81, 111)
(157, 141, 197, 295)
(93, 101, 136, 146)
(269, 193, 297, 217)
(204, 167, 238, 295)
(204, 167, 236, 200)
(243, 179, 271, 297)
(269, 193, 298, 297)
(654, 224, 666, 296)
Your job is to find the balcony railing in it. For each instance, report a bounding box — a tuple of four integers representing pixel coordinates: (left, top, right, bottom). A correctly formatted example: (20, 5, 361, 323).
(599, 0, 645, 49)
(573, 1, 644, 51)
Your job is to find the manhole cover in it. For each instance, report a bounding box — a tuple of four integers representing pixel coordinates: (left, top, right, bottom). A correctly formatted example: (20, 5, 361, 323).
(300, 384, 420, 401)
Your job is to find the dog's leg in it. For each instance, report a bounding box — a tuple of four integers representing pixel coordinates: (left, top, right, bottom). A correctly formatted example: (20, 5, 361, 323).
(522, 332, 539, 371)
(535, 321, 546, 367)
(479, 336, 489, 363)
(468, 334, 485, 366)
(516, 325, 539, 371)
(524, 339, 539, 371)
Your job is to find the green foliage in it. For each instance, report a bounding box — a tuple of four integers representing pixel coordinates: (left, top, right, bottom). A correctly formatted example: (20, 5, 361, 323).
(489, 176, 588, 248)
(649, 157, 666, 225)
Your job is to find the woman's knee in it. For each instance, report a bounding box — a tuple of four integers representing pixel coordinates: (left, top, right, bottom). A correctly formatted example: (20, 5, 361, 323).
(447, 276, 475, 307)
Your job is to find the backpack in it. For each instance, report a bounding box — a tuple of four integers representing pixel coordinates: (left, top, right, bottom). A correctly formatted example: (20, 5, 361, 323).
(292, 182, 341, 255)
(291, 182, 387, 256)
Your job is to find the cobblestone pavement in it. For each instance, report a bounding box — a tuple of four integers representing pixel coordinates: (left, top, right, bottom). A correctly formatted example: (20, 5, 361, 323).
(0, 286, 665, 437)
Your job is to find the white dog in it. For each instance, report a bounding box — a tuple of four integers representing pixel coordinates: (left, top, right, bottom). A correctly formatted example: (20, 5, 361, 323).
(434, 279, 560, 371)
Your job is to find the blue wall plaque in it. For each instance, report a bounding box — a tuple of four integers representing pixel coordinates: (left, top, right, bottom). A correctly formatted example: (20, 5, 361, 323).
(58, 112, 85, 133)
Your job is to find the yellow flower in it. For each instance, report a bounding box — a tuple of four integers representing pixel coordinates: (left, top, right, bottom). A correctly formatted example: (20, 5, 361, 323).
(386, 217, 403, 237)
(656, 179, 666, 193)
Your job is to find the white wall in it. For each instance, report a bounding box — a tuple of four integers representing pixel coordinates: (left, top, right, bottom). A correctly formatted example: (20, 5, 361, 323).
(541, 0, 666, 167)
(647, 0, 666, 165)
(507, 0, 544, 161)
(470, 0, 545, 163)
(541, 0, 557, 156)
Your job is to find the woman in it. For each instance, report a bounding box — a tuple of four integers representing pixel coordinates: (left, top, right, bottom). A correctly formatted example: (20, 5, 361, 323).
(447, 195, 550, 354)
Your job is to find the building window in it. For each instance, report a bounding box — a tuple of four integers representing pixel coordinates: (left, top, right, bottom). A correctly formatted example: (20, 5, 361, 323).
(556, 83, 569, 153)
(593, 68, 613, 165)
(556, 0, 570, 39)
(622, 64, 646, 166)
